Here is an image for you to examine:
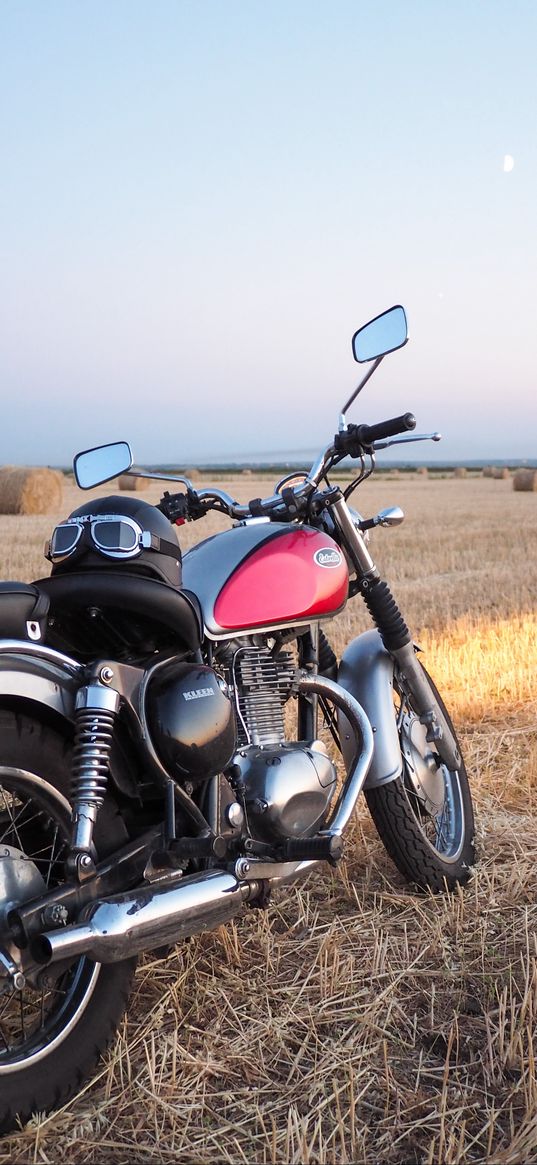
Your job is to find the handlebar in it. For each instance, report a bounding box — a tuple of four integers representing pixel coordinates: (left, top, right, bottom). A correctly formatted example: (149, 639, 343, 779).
(355, 412, 416, 444)
(334, 413, 416, 456)
(159, 410, 433, 526)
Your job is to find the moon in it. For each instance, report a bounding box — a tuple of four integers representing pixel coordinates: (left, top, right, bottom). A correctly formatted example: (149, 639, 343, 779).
(503, 154, 515, 173)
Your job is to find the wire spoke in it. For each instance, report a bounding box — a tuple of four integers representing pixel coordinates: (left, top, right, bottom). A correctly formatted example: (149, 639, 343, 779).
(0, 793, 26, 851)
(0, 771, 91, 1063)
(44, 824, 61, 887)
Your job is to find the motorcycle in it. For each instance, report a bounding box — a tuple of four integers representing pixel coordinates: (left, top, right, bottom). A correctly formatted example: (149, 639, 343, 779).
(0, 305, 474, 1131)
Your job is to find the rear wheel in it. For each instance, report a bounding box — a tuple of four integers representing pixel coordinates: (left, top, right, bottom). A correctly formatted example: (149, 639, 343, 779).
(364, 667, 475, 891)
(0, 711, 136, 1133)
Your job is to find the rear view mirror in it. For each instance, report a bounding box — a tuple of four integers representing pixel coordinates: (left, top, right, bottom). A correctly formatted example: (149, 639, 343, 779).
(74, 441, 133, 489)
(352, 305, 408, 363)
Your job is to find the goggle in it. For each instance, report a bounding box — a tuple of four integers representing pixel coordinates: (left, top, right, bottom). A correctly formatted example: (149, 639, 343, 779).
(45, 515, 163, 563)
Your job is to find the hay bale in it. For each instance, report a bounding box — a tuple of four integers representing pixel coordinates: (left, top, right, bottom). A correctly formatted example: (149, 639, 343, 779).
(454, 466, 467, 478)
(513, 469, 537, 492)
(482, 466, 494, 477)
(242, 468, 253, 477)
(0, 467, 63, 515)
(118, 475, 147, 491)
(417, 466, 429, 477)
(492, 467, 510, 480)
(187, 468, 201, 481)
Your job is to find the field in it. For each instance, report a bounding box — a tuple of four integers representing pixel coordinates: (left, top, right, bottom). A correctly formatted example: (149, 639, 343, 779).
(0, 472, 536, 1164)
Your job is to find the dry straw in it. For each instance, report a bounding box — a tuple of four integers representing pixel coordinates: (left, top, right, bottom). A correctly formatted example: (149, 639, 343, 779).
(0, 467, 63, 514)
(492, 467, 510, 479)
(454, 466, 467, 478)
(513, 468, 537, 491)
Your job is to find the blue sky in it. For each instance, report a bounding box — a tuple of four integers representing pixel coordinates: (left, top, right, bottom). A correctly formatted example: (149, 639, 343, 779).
(1, 0, 535, 465)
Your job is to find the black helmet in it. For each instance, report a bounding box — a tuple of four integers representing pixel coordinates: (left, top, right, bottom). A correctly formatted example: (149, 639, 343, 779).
(47, 495, 182, 587)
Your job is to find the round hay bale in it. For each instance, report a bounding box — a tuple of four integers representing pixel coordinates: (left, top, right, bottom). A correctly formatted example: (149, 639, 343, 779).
(492, 467, 510, 480)
(0, 467, 63, 515)
(454, 466, 467, 478)
(242, 468, 253, 477)
(513, 469, 537, 492)
(118, 475, 147, 491)
(417, 466, 429, 477)
(482, 466, 494, 478)
(187, 468, 201, 481)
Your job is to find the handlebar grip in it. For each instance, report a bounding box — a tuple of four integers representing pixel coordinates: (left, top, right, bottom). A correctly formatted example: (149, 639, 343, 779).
(354, 412, 416, 446)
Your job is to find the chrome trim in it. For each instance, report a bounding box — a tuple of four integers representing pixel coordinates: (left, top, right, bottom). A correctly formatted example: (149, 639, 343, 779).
(328, 496, 377, 577)
(235, 857, 321, 883)
(372, 432, 442, 451)
(127, 467, 195, 489)
(0, 641, 82, 676)
(75, 685, 121, 714)
(296, 673, 374, 834)
(36, 870, 253, 965)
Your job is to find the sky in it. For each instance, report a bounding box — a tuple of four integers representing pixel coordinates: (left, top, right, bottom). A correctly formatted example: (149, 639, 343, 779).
(1, 0, 536, 467)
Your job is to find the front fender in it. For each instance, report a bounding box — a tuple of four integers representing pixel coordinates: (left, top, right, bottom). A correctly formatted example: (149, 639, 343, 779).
(0, 640, 81, 724)
(337, 629, 402, 788)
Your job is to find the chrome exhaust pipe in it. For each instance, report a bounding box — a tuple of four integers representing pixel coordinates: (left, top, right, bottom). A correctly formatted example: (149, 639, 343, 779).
(297, 672, 374, 833)
(33, 869, 253, 966)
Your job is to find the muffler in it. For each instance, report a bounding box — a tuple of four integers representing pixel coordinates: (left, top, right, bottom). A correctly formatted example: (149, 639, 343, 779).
(33, 869, 253, 966)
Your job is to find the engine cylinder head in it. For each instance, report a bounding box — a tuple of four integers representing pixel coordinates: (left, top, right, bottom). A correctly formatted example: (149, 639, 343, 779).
(232, 646, 295, 746)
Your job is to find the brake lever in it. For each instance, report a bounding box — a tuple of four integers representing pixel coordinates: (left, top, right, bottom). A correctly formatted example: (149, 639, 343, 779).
(372, 432, 442, 451)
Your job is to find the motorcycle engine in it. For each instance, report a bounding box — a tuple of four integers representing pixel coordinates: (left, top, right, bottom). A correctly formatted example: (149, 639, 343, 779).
(225, 643, 338, 840)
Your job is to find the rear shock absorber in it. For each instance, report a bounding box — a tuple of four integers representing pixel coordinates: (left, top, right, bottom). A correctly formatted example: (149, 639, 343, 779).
(67, 683, 121, 880)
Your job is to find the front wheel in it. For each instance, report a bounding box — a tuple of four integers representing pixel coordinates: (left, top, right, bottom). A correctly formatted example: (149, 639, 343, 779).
(364, 666, 475, 891)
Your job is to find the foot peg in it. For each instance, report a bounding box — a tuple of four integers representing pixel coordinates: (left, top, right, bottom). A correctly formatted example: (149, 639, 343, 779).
(282, 833, 344, 865)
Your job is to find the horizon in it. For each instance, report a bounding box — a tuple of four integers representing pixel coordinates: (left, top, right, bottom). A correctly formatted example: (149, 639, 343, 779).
(43, 451, 537, 473)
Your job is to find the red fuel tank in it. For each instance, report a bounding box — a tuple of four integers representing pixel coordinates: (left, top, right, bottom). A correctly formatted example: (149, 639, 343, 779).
(214, 526, 348, 632)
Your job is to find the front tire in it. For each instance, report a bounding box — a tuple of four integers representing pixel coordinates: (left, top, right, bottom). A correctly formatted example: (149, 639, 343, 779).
(364, 667, 475, 891)
(0, 710, 136, 1133)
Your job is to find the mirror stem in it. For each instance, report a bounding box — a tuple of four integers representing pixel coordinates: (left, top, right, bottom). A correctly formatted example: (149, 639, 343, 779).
(340, 355, 384, 421)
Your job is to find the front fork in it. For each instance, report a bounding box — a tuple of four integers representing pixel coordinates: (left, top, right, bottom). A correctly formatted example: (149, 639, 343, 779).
(328, 493, 461, 772)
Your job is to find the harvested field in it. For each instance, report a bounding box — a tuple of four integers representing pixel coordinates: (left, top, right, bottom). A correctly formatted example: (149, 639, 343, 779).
(0, 472, 536, 1164)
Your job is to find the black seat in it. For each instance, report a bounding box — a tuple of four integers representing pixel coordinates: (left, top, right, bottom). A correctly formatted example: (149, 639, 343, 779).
(35, 571, 203, 655)
(0, 582, 50, 641)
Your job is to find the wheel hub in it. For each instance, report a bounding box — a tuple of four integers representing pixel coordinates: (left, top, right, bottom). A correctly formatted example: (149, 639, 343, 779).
(0, 845, 46, 918)
(0, 846, 46, 993)
(400, 712, 446, 813)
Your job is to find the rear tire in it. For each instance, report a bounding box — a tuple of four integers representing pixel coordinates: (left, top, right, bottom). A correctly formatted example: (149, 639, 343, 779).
(0, 710, 136, 1133)
(364, 667, 475, 891)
